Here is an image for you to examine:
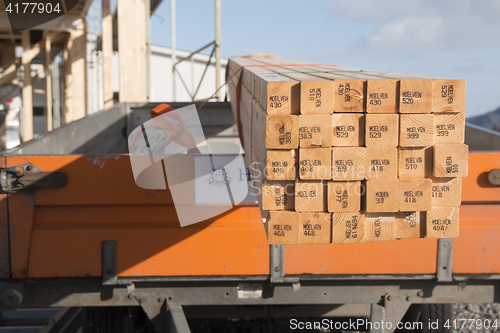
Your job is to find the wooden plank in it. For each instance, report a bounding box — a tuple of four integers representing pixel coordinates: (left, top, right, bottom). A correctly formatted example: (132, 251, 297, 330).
(262, 180, 294, 211)
(332, 212, 365, 244)
(295, 180, 325, 212)
(365, 79, 399, 113)
(0, 40, 16, 69)
(365, 147, 398, 179)
(237, 57, 335, 115)
(395, 211, 425, 239)
(298, 148, 331, 180)
(0, 58, 20, 87)
(433, 144, 468, 177)
(240, 88, 299, 151)
(365, 114, 399, 147)
(266, 150, 297, 180)
(327, 181, 362, 213)
(320, 67, 399, 114)
(299, 80, 334, 114)
(426, 206, 459, 238)
(229, 57, 300, 115)
(264, 63, 367, 113)
(399, 114, 434, 147)
(431, 177, 462, 207)
(365, 179, 399, 213)
(64, 22, 88, 123)
(265, 113, 299, 149)
(297, 66, 366, 113)
(0, 191, 8, 278)
(399, 178, 432, 212)
(399, 79, 433, 113)
(433, 113, 465, 144)
(44, 34, 53, 132)
(298, 114, 332, 147)
(267, 211, 300, 245)
(118, 0, 147, 103)
(332, 147, 365, 181)
(432, 80, 466, 113)
(398, 147, 432, 179)
(300, 212, 332, 244)
(364, 213, 395, 242)
(102, 0, 113, 109)
(333, 66, 434, 113)
(332, 113, 364, 147)
(21, 30, 33, 141)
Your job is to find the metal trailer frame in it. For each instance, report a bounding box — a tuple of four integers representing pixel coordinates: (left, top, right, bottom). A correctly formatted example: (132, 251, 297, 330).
(0, 102, 499, 333)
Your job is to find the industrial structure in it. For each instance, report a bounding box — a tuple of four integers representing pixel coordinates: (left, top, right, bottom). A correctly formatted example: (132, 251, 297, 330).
(0, 0, 223, 145)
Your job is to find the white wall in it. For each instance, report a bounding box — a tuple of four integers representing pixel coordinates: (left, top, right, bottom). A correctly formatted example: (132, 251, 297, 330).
(86, 37, 228, 114)
(149, 45, 228, 103)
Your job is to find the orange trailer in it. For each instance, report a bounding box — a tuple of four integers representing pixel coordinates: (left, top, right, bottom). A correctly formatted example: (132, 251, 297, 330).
(0, 102, 499, 333)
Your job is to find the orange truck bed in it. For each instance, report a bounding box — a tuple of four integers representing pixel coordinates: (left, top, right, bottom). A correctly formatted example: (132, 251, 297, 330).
(1, 151, 498, 279)
(0, 102, 499, 332)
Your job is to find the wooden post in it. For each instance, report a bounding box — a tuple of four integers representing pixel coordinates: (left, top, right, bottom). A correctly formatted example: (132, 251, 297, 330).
(366, 79, 399, 114)
(267, 211, 300, 245)
(295, 180, 325, 212)
(365, 114, 399, 147)
(262, 180, 294, 211)
(332, 113, 364, 147)
(299, 79, 334, 114)
(332, 147, 365, 181)
(365, 179, 399, 212)
(399, 114, 434, 147)
(265, 114, 299, 149)
(118, 0, 147, 102)
(327, 181, 362, 213)
(332, 212, 365, 244)
(102, 0, 113, 109)
(215, 0, 221, 101)
(44, 34, 53, 132)
(431, 177, 462, 206)
(300, 212, 332, 244)
(399, 179, 432, 212)
(395, 211, 425, 239)
(426, 206, 459, 238)
(0, 41, 16, 70)
(433, 144, 469, 177)
(365, 147, 398, 179)
(399, 79, 433, 113)
(432, 80, 466, 113)
(21, 30, 33, 141)
(364, 213, 395, 241)
(266, 150, 297, 180)
(298, 148, 331, 180)
(298, 114, 332, 147)
(64, 22, 88, 123)
(433, 113, 465, 144)
(398, 147, 432, 179)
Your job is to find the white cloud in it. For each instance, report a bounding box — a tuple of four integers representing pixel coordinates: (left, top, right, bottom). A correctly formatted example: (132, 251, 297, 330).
(322, 0, 500, 51)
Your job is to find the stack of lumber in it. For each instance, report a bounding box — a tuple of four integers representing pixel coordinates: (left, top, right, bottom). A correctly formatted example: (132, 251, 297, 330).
(226, 56, 467, 245)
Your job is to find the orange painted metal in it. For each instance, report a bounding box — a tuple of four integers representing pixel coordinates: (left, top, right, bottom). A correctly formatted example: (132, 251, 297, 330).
(8, 194, 35, 278)
(0, 157, 8, 278)
(462, 152, 500, 203)
(3, 152, 500, 278)
(0, 195, 8, 279)
(27, 205, 268, 277)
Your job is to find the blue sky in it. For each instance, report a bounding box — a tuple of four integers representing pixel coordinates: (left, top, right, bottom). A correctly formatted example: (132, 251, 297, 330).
(124, 0, 500, 117)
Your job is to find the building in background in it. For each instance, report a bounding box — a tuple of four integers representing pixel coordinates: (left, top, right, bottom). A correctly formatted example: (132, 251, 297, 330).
(86, 35, 227, 115)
